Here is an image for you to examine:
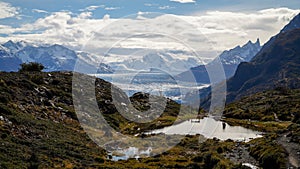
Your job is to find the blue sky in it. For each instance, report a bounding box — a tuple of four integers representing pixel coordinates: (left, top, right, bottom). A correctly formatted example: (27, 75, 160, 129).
(0, 0, 299, 54)
(2, 0, 300, 24)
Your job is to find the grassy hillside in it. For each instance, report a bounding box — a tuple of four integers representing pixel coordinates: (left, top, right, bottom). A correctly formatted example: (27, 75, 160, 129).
(0, 71, 231, 168)
(224, 88, 300, 123)
(0, 71, 106, 168)
(223, 88, 300, 168)
(1, 71, 299, 168)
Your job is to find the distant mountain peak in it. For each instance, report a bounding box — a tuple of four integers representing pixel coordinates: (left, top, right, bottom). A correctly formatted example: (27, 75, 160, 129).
(218, 39, 261, 65)
(244, 38, 260, 47)
(4, 40, 14, 45)
(254, 38, 260, 46)
(2, 40, 30, 53)
(245, 40, 253, 45)
(3, 40, 28, 46)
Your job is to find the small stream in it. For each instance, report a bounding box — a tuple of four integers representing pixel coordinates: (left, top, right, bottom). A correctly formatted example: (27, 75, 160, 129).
(107, 147, 152, 161)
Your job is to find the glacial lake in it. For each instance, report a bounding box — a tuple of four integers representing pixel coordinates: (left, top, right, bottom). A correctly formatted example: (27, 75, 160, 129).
(93, 73, 209, 102)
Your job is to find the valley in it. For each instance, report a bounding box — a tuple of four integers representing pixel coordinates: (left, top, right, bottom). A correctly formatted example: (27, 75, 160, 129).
(0, 3, 299, 168)
(0, 70, 299, 168)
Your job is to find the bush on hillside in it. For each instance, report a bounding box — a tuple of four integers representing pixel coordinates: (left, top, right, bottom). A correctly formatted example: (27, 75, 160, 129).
(19, 62, 44, 72)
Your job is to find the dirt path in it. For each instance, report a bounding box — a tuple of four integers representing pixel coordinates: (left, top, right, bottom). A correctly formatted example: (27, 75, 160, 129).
(277, 133, 300, 168)
(224, 143, 260, 168)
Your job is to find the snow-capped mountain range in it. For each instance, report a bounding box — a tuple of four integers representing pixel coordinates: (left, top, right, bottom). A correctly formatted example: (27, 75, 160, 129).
(0, 38, 261, 84)
(176, 39, 261, 84)
(219, 38, 261, 65)
(0, 40, 113, 73)
(110, 50, 202, 75)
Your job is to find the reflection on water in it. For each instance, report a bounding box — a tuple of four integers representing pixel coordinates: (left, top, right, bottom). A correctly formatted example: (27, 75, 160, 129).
(108, 118, 262, 161)
(146, 117, 263, 142)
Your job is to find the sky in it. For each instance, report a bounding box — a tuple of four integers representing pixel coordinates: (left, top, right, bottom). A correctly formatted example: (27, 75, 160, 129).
(0, 0, 300, 60)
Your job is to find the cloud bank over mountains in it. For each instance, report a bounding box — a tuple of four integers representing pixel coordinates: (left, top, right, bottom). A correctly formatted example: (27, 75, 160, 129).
(0, 1, 299, 61)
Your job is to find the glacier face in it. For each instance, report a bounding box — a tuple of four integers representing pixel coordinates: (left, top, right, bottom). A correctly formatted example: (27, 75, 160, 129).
(108, 50, 203, 76)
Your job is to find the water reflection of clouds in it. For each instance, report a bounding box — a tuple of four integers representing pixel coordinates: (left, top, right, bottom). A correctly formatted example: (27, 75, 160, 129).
(147, 117, 263, 142)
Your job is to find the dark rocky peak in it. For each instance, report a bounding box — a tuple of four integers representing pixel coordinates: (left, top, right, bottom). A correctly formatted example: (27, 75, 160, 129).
(281, 13, 300, 33)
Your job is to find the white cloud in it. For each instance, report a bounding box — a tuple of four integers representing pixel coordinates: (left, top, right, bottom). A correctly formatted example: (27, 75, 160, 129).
(0, 2, 19, 19)
(0, 25, 14, 34)
(170, 0, 195, 3)
(33, 11, 73, 29)
(0, 8, 299, 60)
(144, 3, 159, 7)
(185, 7, 300, 49)
(103, 14, 110, 21)
(80, 5, 105, 12)
(78, 12, 93, 19)
(0, 11, 113, 48)
(105, 7, 120, 11)
(158, 6, 175, 10)
(32, 9, 48, 14)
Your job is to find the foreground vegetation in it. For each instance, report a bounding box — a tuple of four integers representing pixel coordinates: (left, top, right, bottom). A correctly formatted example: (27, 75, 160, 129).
(223, 88, 300, 140)
(0, 70, 299, 168)
(223, 88, 300, 168)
